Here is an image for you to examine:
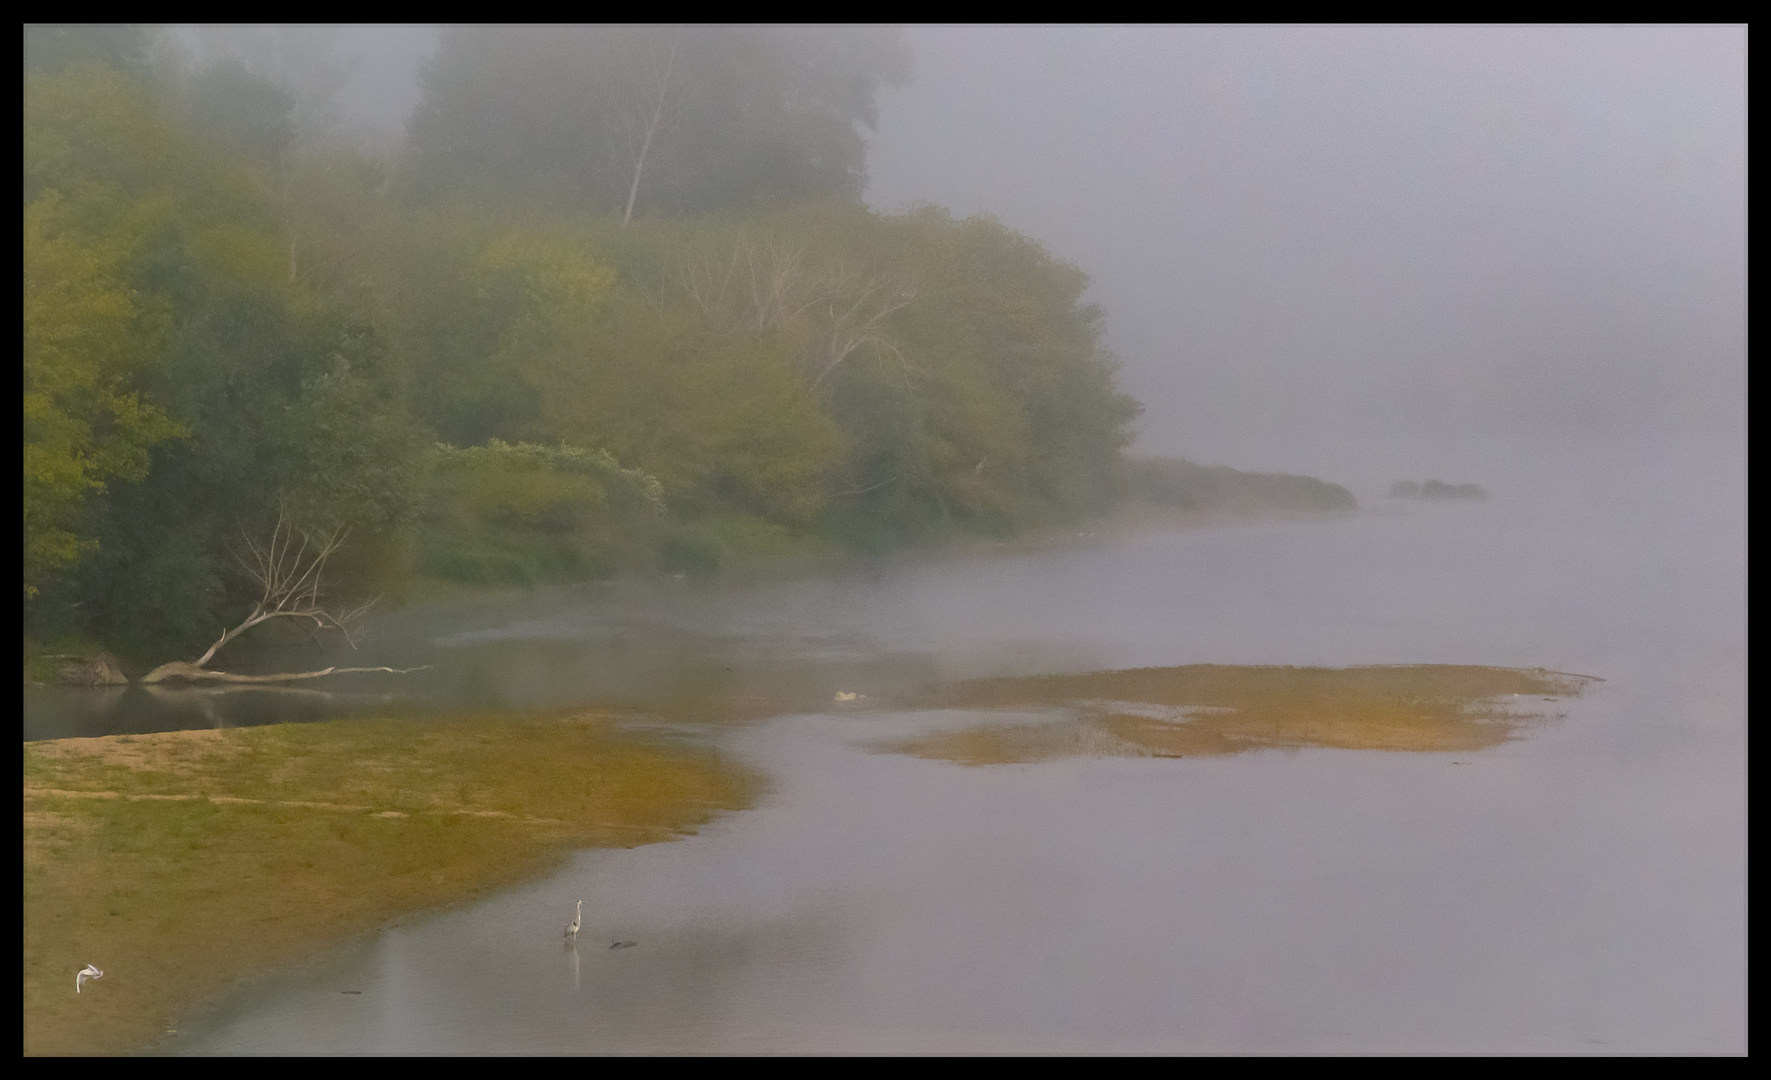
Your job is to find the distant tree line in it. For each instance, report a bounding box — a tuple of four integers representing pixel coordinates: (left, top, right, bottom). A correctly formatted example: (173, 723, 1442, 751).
(24, 25, 1142, 668)
(1389, 480, 1487, 501)
(1126, 458, 1358, 516)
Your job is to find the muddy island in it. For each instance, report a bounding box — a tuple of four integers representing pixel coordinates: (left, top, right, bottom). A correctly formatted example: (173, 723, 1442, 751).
(1390, 479, 1488, 500)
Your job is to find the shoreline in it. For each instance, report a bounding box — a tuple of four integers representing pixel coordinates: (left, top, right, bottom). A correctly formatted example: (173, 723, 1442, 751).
(26, 500, 1364, 695)
(27, 651, 1585, 1054)
(389, 501, 1366, 610)
(22, 712, 758, 1056)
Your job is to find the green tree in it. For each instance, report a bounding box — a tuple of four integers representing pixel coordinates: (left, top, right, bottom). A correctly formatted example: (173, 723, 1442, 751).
(24, 29, 1152, 655)
(522, 291, 843, 525)
(23, 194, 185, 595)
(26, 57, 423, 657)
(23, 61, 199, 597)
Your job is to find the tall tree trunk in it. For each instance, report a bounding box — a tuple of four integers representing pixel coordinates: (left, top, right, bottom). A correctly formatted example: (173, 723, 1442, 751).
(622, 33, 678, 226)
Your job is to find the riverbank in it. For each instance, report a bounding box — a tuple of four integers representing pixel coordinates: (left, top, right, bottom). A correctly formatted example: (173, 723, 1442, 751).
(22, 712, 758, 1056)
(27, 457, 1367, 692)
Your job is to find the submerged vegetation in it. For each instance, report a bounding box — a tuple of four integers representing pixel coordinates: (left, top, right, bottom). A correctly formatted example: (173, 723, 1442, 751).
(23, 713, 758, 1055)
(888, 664, 1595, 765)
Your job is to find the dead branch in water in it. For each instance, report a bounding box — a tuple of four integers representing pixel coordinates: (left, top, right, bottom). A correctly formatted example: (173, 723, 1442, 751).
(140, 662, 431, 685)
(139, 510, 424, 685)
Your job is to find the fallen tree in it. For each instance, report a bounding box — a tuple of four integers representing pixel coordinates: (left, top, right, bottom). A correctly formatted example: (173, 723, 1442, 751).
(139, 511, 428, 685)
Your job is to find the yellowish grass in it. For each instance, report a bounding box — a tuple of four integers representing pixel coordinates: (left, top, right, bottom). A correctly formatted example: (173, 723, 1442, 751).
(889, 664, 1596, 766)
(22, 713, 757, 1056)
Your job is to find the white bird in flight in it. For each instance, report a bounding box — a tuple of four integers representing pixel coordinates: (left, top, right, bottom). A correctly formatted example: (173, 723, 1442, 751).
(76, 964, 104, 993)
(564, 900, 582, 939)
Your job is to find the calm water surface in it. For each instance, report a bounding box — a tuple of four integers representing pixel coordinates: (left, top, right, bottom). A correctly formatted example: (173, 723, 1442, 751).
(63, 446, 1743, 1054)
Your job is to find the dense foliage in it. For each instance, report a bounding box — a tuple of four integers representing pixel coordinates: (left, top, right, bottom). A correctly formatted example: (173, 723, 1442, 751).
(23, 25, 1142, 667)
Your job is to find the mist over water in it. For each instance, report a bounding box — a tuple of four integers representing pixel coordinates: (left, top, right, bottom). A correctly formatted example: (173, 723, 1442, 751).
(33, 26, 1743, 1055)
(29, 429, 1740, 746)
(162, 448, 1743, 1053)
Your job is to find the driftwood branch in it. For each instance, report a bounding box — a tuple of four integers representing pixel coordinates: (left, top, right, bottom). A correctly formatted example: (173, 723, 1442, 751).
(139, 509, 417, 685)
(140, 662, 431, 685)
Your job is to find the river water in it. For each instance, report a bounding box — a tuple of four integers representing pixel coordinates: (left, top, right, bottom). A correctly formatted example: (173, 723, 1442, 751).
(40, 441, 1743, 1054)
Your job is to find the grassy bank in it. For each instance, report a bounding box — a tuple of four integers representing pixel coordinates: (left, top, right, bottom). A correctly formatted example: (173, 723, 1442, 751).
(23, 713, 758, 1056)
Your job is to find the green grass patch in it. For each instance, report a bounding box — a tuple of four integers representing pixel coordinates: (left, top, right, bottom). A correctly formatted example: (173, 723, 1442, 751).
(23, 713, 758, 1056)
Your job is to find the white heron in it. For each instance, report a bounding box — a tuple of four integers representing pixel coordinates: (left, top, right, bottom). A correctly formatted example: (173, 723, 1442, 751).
(564, 900, 583, 939)
(76, 964, 104, 993)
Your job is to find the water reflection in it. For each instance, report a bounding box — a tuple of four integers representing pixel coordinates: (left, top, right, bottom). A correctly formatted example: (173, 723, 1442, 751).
(24, 683, 394, 740)
(25, 611, 976, 740)
(48, 446, 1749, 1052)
(170, 684, 1742, 1054)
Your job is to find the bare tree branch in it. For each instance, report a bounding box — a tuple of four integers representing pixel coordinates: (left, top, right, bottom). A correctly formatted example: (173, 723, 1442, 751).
(673, 237, 919, 387)
(621, 30, 680, 226)
(139, 662, 430, 685)
(140, 508, 415, 685)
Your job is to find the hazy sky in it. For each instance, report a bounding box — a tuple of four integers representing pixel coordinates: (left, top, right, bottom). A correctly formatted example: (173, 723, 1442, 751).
(862, 26, 1746, 483)
(239, 24, 1746, 487)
